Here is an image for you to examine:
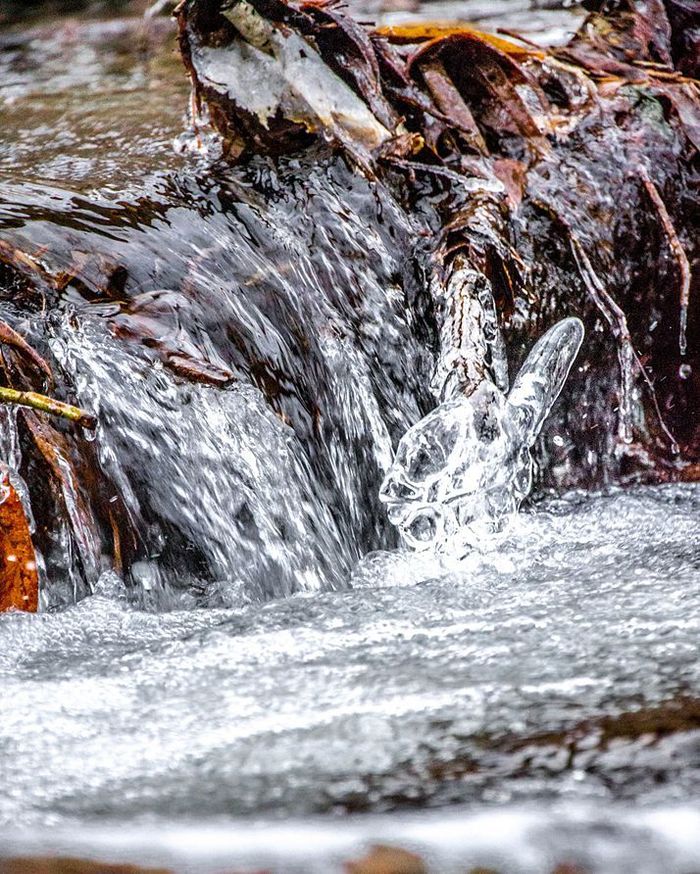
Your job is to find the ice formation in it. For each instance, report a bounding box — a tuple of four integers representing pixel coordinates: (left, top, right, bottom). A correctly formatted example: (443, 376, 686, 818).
(380, 304, 584, 553)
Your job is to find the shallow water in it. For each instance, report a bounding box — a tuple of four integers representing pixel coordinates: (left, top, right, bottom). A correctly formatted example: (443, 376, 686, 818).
(3, 805, 700, 874)
(1, 485, 699, 833)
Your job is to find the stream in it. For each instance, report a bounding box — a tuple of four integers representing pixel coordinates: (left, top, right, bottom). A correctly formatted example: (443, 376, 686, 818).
(2, 483, 700, 871)
(1, 3, 699, 872)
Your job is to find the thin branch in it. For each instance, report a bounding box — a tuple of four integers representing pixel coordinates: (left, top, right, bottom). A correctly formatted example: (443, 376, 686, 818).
(640, 169, 691, 356)
(533, 198, 679, 452)
(570, 235, 679, 453)
(496, 28, 542, 51)
(0, 387, 96, 429)
(0, 320, 54, 383)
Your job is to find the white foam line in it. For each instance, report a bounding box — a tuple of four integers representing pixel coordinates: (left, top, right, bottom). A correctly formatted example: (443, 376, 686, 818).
(3, 804, 700, 873)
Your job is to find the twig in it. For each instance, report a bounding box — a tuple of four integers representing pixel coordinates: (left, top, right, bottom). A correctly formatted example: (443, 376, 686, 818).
(533, 199, 678, 452)
(640, 169, 691, 356)
(0, 320, 54, 383)
(496, 28, 542, 51)
(570, 234, 679, 453)
(0, 387, 96, 429)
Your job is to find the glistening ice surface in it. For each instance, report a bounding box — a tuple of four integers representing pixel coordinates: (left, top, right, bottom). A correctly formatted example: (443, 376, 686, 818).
(1, 484, 699, 835)
(380, 317, 584, 553)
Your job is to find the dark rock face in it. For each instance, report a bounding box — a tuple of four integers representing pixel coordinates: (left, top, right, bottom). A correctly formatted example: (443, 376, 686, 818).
(0, 0, 697, 603)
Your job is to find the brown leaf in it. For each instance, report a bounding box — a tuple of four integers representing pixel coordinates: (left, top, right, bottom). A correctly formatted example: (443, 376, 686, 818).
(109, 290, 237, 388)
(344, 845, 427, 874)
(374, 22, 542, 59)
(417, 57, 489, 154)
(407, 33, 552, 148)
(0, 240, 52, 284)
(23, 412, 103, 583)
(0, 463, 38, 613)
(565, 0, 674, 73)
(0, 859, 171, 874)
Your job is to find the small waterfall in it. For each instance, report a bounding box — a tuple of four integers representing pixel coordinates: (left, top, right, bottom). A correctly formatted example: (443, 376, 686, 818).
(0, 407, 29, 517)
(51, 319, 352, 607)
(8, 152, 435, 608)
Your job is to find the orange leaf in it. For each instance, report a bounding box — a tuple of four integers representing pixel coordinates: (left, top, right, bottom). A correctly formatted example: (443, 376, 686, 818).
(344, 845, 427, 874)
(0, 464, 38, 613)
(373, 22, 543, 59)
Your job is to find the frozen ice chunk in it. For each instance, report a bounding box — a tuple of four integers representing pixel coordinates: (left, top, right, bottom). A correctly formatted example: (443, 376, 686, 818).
(507, 316, 587, 445)
(380, 318, 584, 553)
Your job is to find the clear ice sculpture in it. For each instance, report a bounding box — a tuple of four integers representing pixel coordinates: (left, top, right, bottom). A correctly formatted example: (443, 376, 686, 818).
(379, 317, 584, 553)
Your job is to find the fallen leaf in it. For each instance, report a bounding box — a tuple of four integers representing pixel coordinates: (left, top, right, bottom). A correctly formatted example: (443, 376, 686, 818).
(344, 845, 427, 874)
(374, 22, 542, 58)
(0, 463, 38, 613)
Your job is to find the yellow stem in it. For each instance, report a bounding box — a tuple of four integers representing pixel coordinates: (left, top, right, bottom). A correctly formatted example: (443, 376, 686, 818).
(0, 387, 96, 429)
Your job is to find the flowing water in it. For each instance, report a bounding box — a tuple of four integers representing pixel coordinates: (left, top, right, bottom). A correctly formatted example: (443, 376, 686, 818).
(1, 484, 700, 871)
(1, 5, 699, 873)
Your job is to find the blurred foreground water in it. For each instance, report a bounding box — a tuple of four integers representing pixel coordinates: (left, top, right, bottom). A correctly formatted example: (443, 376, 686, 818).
(2, 484, 700, 871)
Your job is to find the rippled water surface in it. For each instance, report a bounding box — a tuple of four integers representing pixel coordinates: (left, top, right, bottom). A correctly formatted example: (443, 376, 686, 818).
(1, 486, 699, 845)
